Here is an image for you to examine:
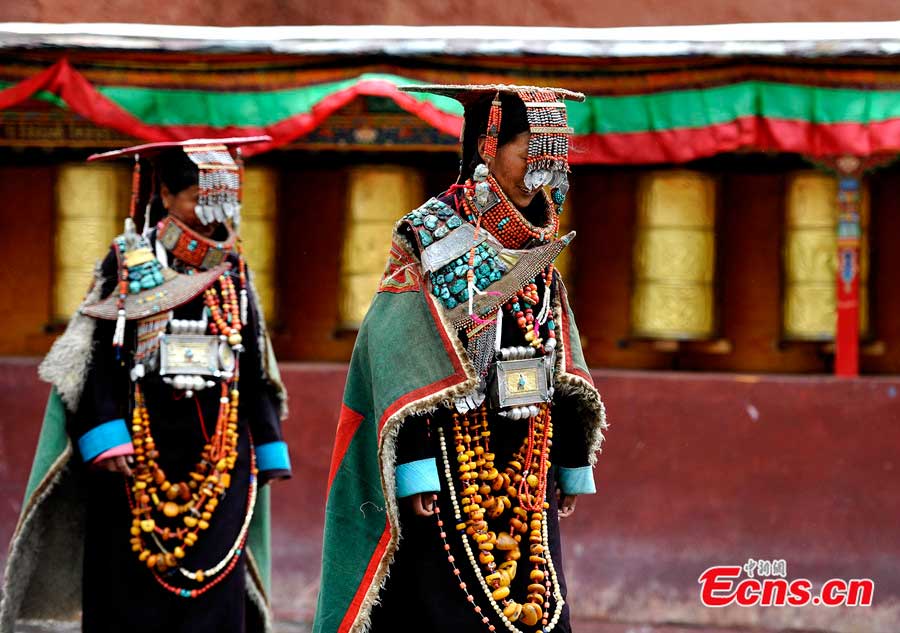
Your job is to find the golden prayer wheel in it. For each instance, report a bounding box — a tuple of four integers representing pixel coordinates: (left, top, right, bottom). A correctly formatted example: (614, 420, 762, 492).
(630, 170, 717, 340)
(783, 171, 869, 340)
(239, 166, 279, 321)
(53, 163, 131, 321)
(340, 166, 425, 328)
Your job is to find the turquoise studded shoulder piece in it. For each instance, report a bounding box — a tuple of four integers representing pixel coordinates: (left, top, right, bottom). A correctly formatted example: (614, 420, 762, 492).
(401, 197, 464, 251)
(402, 197, 510, 311)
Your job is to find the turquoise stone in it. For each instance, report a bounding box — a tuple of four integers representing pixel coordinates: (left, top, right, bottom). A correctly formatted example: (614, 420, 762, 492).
(140, 276, 156, 289)
(435, 274, 445, 285)
(432, 285, 440, 297)
(548, 320, 556, 330)
(490, 270, 502, 281)
(440, 287, 451, 299)
(447, 215, 462, 228)
(424, 214, 439, 230)
(473, 255, 482, 267)
(434, 225, 449, 239)
(445, 297, 458, 309)
(476, 277, 491, 290)
(478, 263, 490, 276)
(412, 215, 423, 226)
(450, 278, 466, 295)
(153, 272, 164, 285)
(419, 231, 434, 246)
(444, 271, 455, 283)
(455, 265, 468, 278)
(129, 281, 142, 294)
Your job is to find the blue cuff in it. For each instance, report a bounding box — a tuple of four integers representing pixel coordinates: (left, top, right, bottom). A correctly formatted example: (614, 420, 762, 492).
(78, 419, 132, 463)
(256, 441, 291, 472)
(395, 458, 440, 498)
(558, 466, 596, 495)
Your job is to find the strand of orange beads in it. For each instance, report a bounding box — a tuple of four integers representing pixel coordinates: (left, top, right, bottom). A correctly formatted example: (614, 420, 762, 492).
(517, 405, 552, 512)
(127, 382, 239, 566)
(515, 404, 554, 626)
(126, 450, 257, 599)
(204, 270, 242, 347)
(505, 288, 544, 353)
(427, 414, 497, 631)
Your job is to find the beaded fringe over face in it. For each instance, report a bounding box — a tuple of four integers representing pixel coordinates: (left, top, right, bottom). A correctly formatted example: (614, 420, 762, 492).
(183, 144, 243, 227)
(514, 89, 574, 195)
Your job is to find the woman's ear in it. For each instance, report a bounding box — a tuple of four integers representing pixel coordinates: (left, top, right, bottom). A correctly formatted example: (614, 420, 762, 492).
(477, 135, 490, 167)
(160, 184, 173, 210)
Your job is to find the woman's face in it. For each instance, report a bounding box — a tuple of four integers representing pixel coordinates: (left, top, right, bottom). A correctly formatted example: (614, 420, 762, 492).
(161, 184, 213, 235)
(480, 132, 539, 210)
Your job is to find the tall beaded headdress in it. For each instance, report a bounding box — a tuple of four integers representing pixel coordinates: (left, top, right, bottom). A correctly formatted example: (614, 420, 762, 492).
(89, 136, 269, 231)
(86, 136, 271, 351)
(398, 84, 583, 200)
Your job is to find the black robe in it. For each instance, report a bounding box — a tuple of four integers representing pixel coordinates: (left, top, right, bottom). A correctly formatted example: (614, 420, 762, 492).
(68, 236, 288, 633)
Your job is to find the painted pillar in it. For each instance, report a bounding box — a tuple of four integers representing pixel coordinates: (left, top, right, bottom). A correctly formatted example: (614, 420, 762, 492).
(834, 157, 863, 377)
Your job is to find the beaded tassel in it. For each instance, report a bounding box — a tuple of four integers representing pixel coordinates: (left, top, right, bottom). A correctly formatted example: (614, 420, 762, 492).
(483, 93, 502, 161)
(128, 154, 140, 218)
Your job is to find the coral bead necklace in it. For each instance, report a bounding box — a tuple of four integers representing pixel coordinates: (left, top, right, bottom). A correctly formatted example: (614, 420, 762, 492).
(459, 176, 559, 251)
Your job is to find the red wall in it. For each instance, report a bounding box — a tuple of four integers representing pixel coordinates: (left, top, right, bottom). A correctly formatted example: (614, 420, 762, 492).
(1, 359, 898, 630)
(1, 0, 899, 27)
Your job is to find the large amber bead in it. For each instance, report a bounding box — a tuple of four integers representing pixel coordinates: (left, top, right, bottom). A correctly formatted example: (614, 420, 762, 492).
(520, 603, 542, 626)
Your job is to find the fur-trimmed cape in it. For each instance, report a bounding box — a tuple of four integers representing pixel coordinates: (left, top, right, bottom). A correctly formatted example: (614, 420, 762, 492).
(0, 263, 287, 633)
(312, 229, 607, 633)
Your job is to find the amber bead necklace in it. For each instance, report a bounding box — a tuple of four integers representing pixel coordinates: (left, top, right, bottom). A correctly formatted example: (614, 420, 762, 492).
(438, 411, 564, 632)
(125, 271, 246, 597)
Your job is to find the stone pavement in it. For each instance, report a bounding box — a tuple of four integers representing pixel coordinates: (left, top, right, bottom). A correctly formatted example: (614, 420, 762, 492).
(15, 619, 799, 633)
